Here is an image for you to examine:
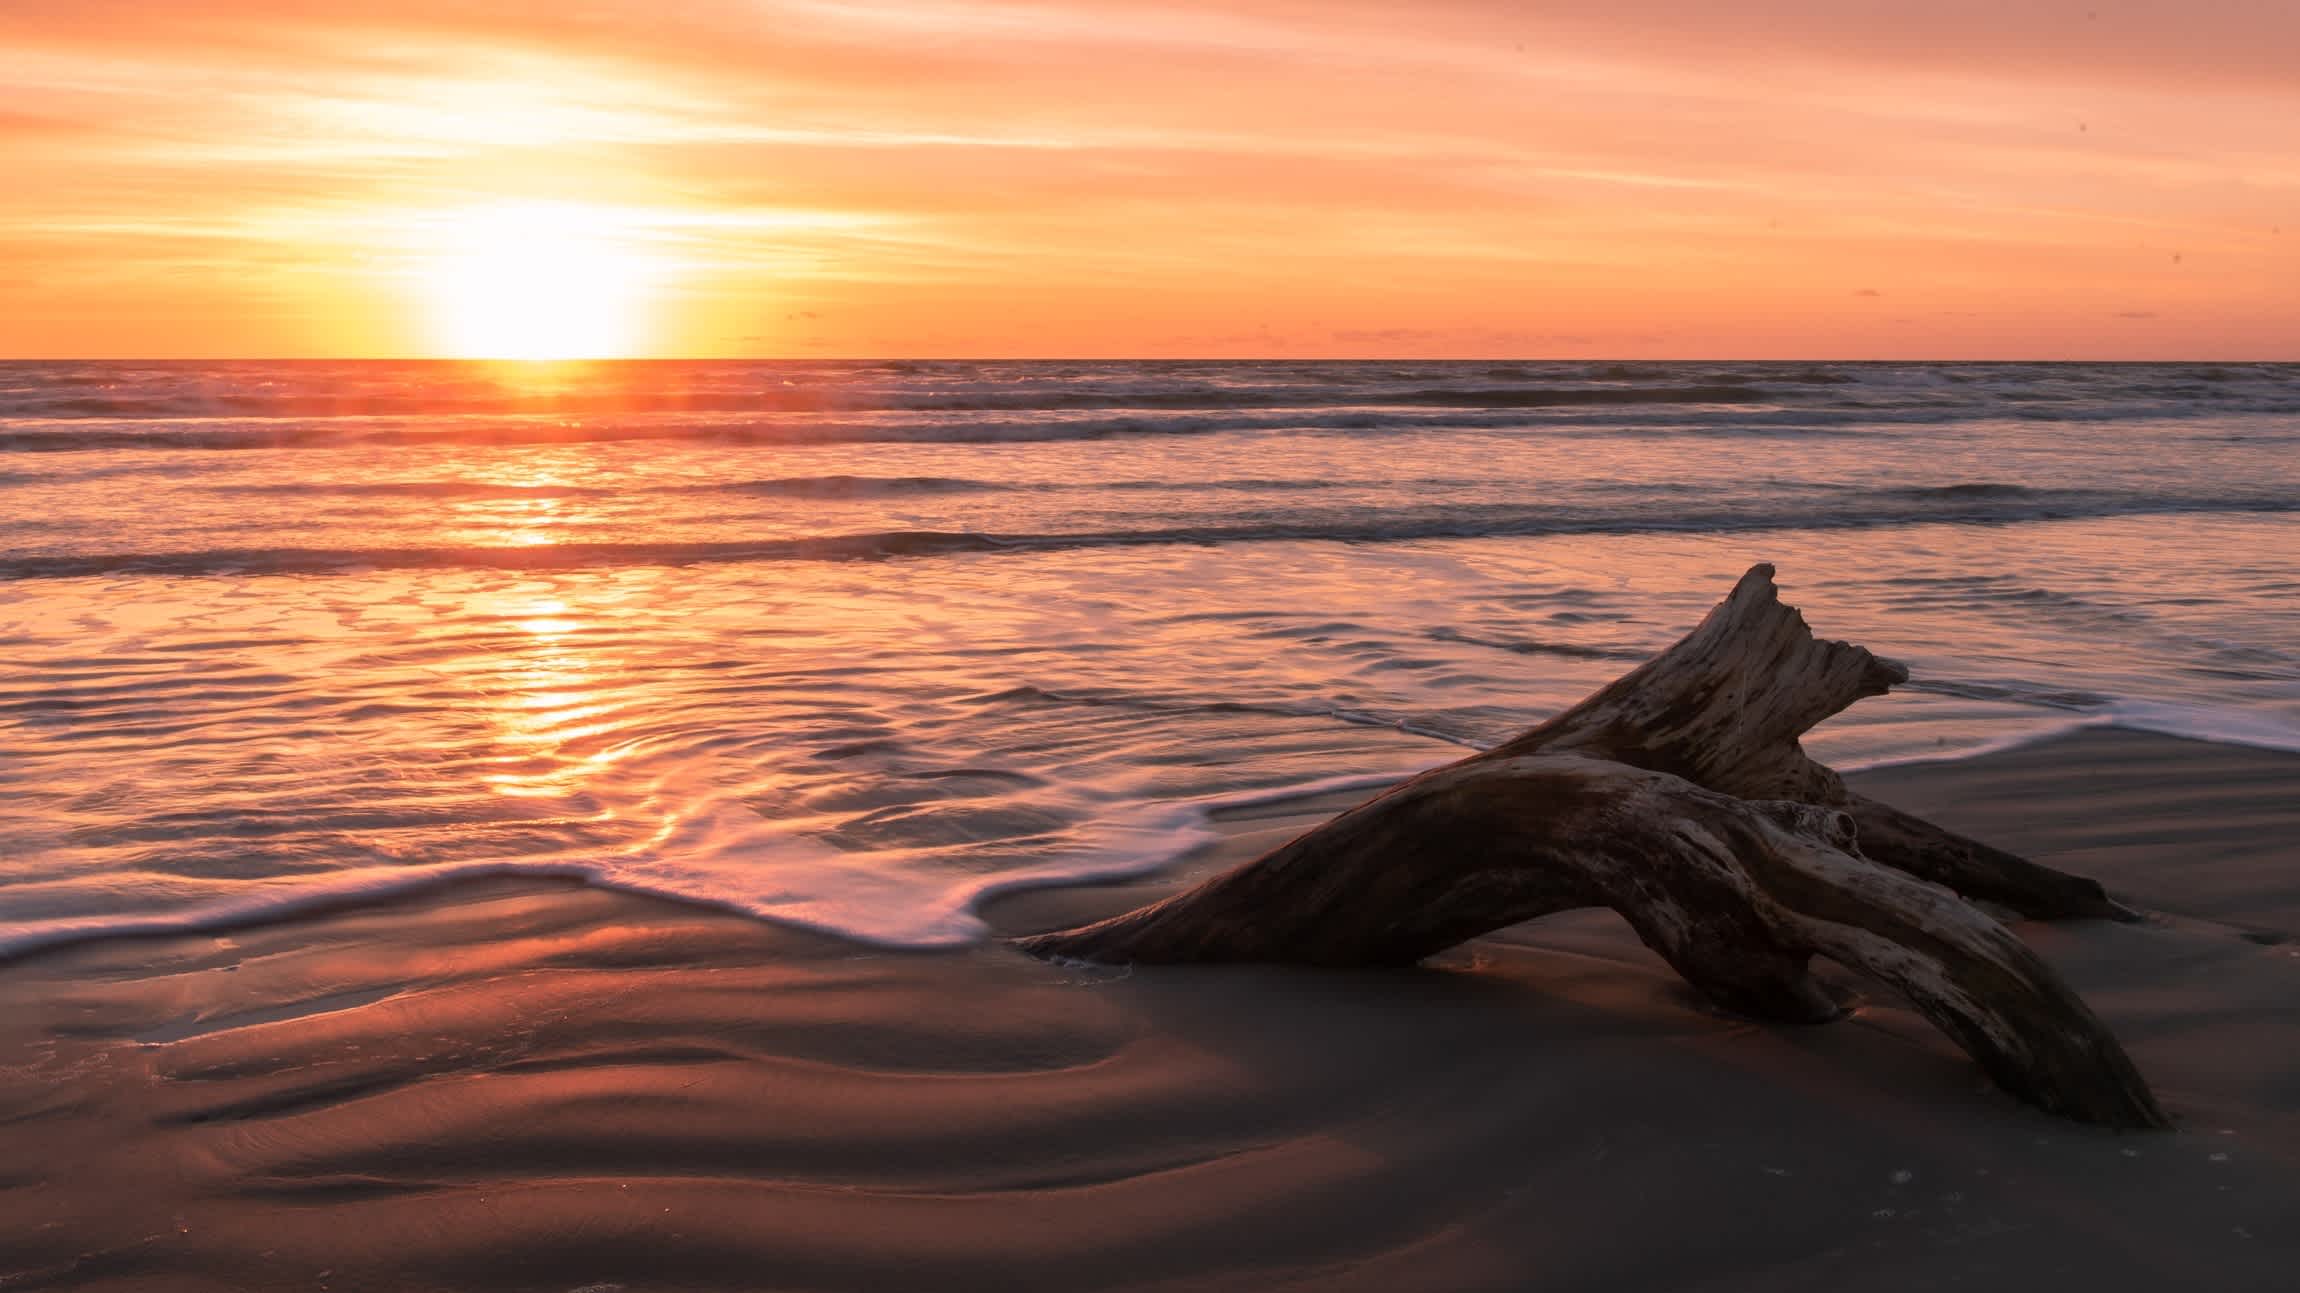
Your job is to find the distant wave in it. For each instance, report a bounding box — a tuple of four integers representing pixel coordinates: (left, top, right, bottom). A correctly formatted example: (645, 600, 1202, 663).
(0, 381, 1779, 422)
(0, 402, 2248, 455)
(9, 489, 2294, 579)
(714, 474, 1364, 498)
(715, 474, 1003, 498)
(1874, 482, 2039, 500)
(212, 479, 614, 499)
(3, 361, 2294, 435)
(188, 474, 1369, 502)
(0, 532, 1013, 579)
(0, 414, 1287, 453)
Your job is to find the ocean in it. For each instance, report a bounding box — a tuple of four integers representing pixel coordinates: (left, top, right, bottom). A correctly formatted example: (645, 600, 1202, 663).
(3, 359, 2296, 954)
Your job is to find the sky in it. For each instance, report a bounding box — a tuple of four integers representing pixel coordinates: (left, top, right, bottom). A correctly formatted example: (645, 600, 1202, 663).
(3, 0, 2296, 359)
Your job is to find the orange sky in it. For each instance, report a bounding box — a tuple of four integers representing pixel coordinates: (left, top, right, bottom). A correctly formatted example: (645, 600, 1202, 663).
(3, 0, 2296, 359)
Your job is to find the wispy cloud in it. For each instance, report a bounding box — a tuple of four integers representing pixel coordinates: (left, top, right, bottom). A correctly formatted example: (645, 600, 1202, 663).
(2, 0, 2294, 355)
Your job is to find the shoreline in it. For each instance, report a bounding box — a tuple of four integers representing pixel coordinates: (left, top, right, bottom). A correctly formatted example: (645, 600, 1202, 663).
(8, 713, 2300, 969)
(4, 726, 2297, 1290)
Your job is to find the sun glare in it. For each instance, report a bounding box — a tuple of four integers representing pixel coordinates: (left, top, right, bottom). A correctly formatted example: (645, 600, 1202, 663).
(421, 203, 659, 360)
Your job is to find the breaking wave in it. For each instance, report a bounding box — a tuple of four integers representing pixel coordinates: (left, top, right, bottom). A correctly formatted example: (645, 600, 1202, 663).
(9, 488, 2294, 580)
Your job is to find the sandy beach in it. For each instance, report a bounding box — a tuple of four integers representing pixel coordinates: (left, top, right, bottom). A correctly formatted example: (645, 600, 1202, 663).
(10, 0, 2300, 1285)
(4, 726, 2294, 1292)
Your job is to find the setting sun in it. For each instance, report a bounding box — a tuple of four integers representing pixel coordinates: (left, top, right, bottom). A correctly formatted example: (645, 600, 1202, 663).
(420, 203, 660, 360)
(4, 1, 2299, 1286)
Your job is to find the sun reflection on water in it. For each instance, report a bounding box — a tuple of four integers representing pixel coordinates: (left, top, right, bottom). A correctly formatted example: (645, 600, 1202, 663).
(500, 497, 567, 546)
(435, 458, 597, 549)
(477, 592, 628, 801)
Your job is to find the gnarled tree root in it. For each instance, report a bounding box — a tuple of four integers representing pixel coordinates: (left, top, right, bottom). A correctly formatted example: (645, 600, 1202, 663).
(1017, 566, 2166, 1129)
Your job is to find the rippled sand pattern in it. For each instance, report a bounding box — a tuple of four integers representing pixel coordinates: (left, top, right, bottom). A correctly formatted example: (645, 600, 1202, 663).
(4, 733, 2297, 1291)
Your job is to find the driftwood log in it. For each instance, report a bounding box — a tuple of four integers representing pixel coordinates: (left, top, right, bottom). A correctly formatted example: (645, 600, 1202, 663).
(1019, 565, 2167, 1129)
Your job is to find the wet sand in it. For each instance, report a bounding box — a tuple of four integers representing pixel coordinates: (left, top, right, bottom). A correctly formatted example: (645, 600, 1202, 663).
(3, 727, 2297, 1291)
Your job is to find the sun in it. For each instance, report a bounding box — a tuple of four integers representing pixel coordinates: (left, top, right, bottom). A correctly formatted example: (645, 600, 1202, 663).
(420, 202, 659, 360)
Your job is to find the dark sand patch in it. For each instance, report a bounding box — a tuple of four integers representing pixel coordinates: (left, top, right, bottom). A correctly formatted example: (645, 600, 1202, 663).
(2, 729, 2296, 1291)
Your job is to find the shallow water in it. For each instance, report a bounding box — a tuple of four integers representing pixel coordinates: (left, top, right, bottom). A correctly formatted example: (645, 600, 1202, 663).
(3, 360, 2296, 950)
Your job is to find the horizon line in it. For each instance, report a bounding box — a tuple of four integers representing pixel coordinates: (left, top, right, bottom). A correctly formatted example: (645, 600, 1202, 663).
(2, 355, 2295, 366)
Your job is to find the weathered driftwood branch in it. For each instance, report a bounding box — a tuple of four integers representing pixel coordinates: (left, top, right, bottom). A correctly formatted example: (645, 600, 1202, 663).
(1019, 565, 2165, 1128)
(1485, 564, 2128, 920)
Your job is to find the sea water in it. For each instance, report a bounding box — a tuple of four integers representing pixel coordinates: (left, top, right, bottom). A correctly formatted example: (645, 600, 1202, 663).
(3, 360, 2295, 951)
